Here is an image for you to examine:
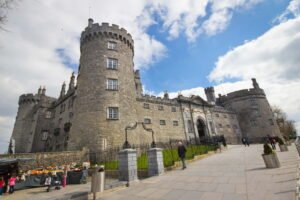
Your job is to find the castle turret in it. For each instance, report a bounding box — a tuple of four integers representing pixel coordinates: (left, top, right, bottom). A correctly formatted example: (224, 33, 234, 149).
(164, 91, 169, 99)
(204, 87, 216, 104)
(59, 82, 66, 98)
(252, 78, 260, 89)
(42, 86, 46, 95)
(37, 86, 42, 95)
(68, 72, 75, 92)
(134, 70, 143, 96)
(69, 19, 137, 152)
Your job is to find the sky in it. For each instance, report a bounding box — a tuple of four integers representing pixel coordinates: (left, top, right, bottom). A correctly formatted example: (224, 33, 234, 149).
(0, 0, 300, 153)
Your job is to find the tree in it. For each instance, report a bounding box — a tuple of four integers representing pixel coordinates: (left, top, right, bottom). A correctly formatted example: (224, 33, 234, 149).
(272, 105, 297, 139)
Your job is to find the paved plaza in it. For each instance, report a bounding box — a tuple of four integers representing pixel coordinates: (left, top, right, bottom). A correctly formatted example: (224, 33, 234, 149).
(1, 144, 298, 200)
(99, 144, 299, 200)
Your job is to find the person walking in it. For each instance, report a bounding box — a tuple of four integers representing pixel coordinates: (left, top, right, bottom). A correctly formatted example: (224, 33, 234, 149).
(177, 141, 187, 170)
(268, 135, 276, 150)
(242, 137, 246, 147)
(0, 177, 5, 196)
(8, 175, 16, 194)
(44, 173, 52, 192)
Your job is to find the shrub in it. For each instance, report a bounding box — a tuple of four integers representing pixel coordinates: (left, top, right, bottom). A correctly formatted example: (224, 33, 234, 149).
(263, 143, 273, 155)
(99, 160, 119, 170)
(137, 153, 148, 170)
(277, 137, 284, 145)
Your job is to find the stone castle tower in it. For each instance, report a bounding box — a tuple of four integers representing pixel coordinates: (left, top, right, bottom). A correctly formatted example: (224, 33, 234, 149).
(68, 19, 138, 152)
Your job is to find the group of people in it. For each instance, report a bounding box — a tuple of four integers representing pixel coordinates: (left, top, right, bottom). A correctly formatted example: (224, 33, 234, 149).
(0, 174, 17, 196)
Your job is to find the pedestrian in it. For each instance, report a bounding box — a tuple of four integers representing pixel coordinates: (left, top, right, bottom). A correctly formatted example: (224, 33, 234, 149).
(242, 137, 246, 147)
(0, 177, 5, 196)
(62, 165, 68, 188)
(268, 135, 276, 150)
(44, 173, 52, 192)
(8, 175, 16, 194)
(245, 137, 250, 147)
(177, 141, 187, 170)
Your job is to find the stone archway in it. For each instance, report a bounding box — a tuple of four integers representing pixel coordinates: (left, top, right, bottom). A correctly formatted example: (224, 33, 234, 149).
(196, 119, 206, 138)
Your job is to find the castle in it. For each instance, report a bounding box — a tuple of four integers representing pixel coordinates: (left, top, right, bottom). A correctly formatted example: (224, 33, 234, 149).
(10, 19, 281, 153)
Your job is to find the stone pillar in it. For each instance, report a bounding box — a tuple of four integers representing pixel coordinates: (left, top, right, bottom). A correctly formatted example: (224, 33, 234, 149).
(147, 148, 164, 176)
(118, 149, 138, 183)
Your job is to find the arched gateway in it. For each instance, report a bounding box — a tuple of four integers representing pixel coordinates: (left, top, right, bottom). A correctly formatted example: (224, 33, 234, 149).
(196, 118, 206, 138)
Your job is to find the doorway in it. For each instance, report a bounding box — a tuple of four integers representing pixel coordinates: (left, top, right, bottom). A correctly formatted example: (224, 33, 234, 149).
(197, 119, 206, 138)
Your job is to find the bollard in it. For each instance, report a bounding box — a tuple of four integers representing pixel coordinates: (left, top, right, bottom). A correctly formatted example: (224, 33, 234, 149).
(91, 165, 105, 200)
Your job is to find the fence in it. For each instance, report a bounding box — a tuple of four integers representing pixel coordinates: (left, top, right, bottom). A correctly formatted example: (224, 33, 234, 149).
(89, 139, 218, 173)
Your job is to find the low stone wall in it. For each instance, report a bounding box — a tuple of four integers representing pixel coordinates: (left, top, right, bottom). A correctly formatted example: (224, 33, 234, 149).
(0, 148, 89, 170)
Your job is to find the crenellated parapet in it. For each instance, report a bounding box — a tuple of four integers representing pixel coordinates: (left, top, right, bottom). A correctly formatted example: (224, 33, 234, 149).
(218, 88, 266, 103)
(80, 19, 134, 53)
(18, 94, 40, 105)
(137, 94, 178, 106)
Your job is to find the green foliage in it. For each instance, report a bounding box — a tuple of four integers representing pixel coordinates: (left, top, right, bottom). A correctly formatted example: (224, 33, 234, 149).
(137, 153, 148, 170)
(162, 149, 180, 168)
(277, 137, 284, 145)
(263, 143, 273, 155)
(99, 160, 119, 170)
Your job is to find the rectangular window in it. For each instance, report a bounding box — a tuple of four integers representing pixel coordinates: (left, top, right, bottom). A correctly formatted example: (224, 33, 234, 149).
(107, 107, 119, 119)
(187, 120, 193, 132)
(209, 121, 215, 134)
(41, 131, 49, 141)
(107, 41, 117, 50)
(144, 118, 151, 124)
(160, 120, 166, 125)
(158, 105, 164, 110)
(218, 124, 223, 128)
(45, 111, 52, 119)
(143, 103, 150, 109)
(173, 121, 179, 126)
(106, 78, 118, 90)
(215, 113, 219, 117)
(250, 119, 257, 126)
(224, 114, 227, 118)
(107, 58, 118, 69)
(172, 107, 176, 112)
(226, 124, 230, 128)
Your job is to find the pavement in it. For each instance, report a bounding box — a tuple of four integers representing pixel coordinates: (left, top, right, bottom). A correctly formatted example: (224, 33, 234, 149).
(1, 144, 298, 200)
(98, 144, 299, 200)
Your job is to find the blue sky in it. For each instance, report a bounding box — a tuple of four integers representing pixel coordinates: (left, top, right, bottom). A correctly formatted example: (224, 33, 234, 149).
(0, 0, 300, 153)
(141, 0, 290, 93)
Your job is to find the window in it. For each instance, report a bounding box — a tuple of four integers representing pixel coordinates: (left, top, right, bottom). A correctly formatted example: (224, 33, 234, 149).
(218, 124, 223, 128)
(172, 107, 176, 112)
(160, 120, 166, 125)
(144, 118, 151, 124)
(158, 105, 164, 110)
(173, 121, 179, 126)
(107, 58, 118, 69)
(226, 124, 230, 128)
(269, 119, 274, 125)
(69, 112, 74, 119)
(41, 131, 49, 141)
(68, 98, 74, 108)
(143, 103, 150, 109)
(187, 120, 193, 133)
(224, 114, 227, 118)
(45, 111, 52, 119)
(107, 41, 117, 50)
(54, 128, 60, 136)
(106, 79, 118, 90)
(58, 118, 62, 125)
(215, 113, 219, 117)
(209, 121, 215, 134)
(107, 107, 119, 119)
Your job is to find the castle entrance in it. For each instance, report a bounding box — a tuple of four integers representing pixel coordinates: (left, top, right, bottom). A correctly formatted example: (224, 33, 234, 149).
(197, 119, 206, 138)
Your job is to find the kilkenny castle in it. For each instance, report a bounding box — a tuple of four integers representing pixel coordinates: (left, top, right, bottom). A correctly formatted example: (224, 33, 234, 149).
(10, 19, 281, 153)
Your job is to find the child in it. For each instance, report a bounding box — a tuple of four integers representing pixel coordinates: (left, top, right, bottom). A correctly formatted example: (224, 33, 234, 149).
(8, 175, 16, 194)
(44, 173, 52, 192)
(0, 177, 5, 196)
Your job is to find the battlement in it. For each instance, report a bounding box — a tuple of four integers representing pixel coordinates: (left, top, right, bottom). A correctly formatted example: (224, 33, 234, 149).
(218, 88, 266, 103)
(19, 94, 40, 105)
(137, 94, 178, 106)
(204, 87, 214, 94)
(80, 19, 134, 53)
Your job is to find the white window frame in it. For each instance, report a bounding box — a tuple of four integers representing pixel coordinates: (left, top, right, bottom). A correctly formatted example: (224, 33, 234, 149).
(144, 118, 151, 124)
(106, 78, 118, 90)
(107, 107, 119, 119)
(143, 103, 150, 109)
(45, 111, 52, 119)
(107, 41, 117, 50)
(41, 131, 49, 141)
(173, 121, 178, 126)
(107, 58, 118, 69)
(160, 120, 166, 125)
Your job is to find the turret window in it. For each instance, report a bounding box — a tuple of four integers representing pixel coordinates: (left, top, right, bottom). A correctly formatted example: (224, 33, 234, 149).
(41, 131, 49, 141)
(158, 105, 164, 110)
(107, 107, 119, 120)
(107, 58, 118, 69)
(45, 111, 52, 119)
(144, 118, 151, 124)
(107, 41, 117, 50)
(143, 103, 150, 109)
(173, 121, 179, 126)
(160, 120, 166, 125)
(106, 79, 118, 90)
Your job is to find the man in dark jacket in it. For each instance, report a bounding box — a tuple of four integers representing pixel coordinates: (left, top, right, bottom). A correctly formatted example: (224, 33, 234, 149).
(177, 141, 187, 169)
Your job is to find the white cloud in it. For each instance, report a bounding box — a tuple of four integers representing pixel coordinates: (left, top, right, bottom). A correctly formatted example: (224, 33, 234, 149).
(274, 0, 300, 23)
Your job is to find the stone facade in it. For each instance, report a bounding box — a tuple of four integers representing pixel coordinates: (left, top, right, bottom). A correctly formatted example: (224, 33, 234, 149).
(10, 19, 281, 154)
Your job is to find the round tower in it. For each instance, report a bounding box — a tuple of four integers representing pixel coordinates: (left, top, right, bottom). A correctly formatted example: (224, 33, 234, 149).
(218, 79, 281, 142)
(11, 93, 40, 153)
(68, 19, 137, 152)
(204, 87, 216, 104)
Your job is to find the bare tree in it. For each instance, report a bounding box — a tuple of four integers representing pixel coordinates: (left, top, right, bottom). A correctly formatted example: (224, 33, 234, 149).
(272, 105, 297, 139)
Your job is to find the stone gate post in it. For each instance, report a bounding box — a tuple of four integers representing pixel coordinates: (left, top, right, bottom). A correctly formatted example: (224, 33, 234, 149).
(118, 149, 138, 184)
(147, 148, 164, 176)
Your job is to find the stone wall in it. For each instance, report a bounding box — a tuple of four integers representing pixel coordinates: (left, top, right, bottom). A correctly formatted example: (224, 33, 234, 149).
(0, 148, 89, 170)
